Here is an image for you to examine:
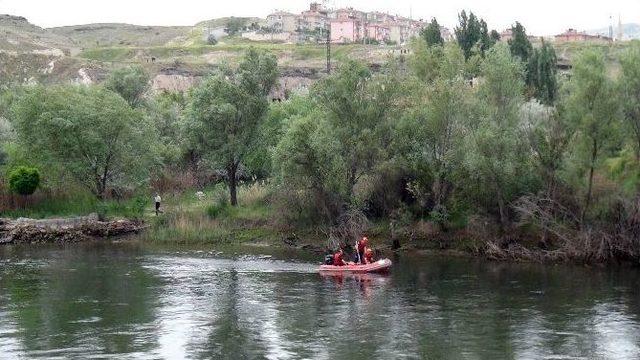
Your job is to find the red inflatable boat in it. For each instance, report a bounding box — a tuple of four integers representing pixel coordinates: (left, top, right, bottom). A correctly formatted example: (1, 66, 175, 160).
(318, 258, 392, 274)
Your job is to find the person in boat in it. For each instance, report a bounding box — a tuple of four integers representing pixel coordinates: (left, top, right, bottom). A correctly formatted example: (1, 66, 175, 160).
(333, 249, 348, 266)
(355, 236, 369, 264)
(363, 247, 375, 264)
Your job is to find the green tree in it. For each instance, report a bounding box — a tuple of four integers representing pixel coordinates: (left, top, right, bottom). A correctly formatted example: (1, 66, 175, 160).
(619, 42, 640, 159)
(490, 30, 501, 42)
(245, 95, 314, 178)
(311, 61, 398, 204)
(508, 22, 532, 63)
(527, 40, 558, 105)
(563, 50, 621, 223)
(455, 10, 494, 59)
(186, 49, 278, 206)
(225, 17, 246, 36)
(10, 85, 156, 200)
(104, 66, 150, 108)
(398, 44, 468, 220)
(409, 39, 444, 82)
(273, 113, 343, 222)
(463, 44, 531, 226)
(8, 166, 40, 196)
(421, 18, 444, 47)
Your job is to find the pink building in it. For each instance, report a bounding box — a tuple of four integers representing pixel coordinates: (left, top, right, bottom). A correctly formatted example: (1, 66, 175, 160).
(366, 23, 390, 43)
(330, 18, 363, 43)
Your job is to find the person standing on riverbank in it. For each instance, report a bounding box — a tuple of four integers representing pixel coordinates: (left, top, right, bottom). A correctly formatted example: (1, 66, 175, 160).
(154, 193, 162, 216)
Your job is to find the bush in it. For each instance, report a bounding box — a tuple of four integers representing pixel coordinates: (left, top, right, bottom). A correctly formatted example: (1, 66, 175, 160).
(206, 185, 230, 218)
(8, 166, 40, 196)
(206, 34, 218, 45)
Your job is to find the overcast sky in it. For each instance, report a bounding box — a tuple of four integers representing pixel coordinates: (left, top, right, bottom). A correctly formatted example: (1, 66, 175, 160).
(1, 0, 638, 35)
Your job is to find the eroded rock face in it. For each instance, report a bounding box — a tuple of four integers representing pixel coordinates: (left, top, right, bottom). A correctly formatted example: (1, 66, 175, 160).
(0, 214, 145, 245)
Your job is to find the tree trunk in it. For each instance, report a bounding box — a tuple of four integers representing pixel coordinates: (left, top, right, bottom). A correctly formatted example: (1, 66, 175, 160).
(228, 163, 238, 206)
(497, 192, 508, 229)
(581, 138, 598, 225)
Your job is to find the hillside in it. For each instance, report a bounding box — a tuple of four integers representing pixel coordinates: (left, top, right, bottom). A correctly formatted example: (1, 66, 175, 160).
(0, 14, 72, 52)
(49, 23, 193, 48)
(1, 13, 636, 94)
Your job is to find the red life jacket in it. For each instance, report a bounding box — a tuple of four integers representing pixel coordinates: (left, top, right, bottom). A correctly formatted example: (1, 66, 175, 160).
(333, 252, 344, 266)
(357, 240, 367, 254)
(364, 248, 374, 263)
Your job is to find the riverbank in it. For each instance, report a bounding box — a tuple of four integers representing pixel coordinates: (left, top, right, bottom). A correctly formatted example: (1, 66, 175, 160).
(0, 214, 144, 245)
(1, 184, 638, 267)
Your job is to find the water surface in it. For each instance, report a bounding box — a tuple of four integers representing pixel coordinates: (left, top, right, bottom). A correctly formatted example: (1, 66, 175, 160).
(0, 242, 639, 359)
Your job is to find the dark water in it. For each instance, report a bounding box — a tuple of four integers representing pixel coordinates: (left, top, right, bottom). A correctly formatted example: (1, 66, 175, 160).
(0, 243, 639, 359)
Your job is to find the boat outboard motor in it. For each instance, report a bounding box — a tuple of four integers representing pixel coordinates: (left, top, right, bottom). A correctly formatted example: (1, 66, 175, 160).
(324, 254, 334, 265)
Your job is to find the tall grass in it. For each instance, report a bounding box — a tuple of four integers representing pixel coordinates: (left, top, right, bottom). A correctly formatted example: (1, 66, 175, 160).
(0, 186, 148, 220)
(143, 181, 279, 244)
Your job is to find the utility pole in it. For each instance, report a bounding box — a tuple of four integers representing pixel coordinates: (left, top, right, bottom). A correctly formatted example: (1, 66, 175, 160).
(326, 26, 331, 74)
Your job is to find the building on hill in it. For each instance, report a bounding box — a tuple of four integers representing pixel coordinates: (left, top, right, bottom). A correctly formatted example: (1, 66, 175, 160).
(332, 8, 366, 21)
(385, 18, 425, 45)
(366, 23, 390, 43)
(366, 12, 396, 24)
(554, 28, 612, 43)
(330, 18, 363, 43)
(266, 11, 299, 33)
(500, 28, 513, 42)
(300, 3, 329, 35)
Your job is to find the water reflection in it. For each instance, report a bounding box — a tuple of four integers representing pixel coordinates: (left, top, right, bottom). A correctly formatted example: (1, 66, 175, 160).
(0, 244, 639, 359)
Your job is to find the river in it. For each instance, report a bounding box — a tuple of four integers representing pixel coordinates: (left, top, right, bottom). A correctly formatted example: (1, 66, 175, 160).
(0, 242, 639, 359)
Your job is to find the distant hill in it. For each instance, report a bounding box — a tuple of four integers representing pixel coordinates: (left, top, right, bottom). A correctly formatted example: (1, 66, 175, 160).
(0, 14, 72, 52)
(587, 23, 640, 40)
(49, 23, 192, 48)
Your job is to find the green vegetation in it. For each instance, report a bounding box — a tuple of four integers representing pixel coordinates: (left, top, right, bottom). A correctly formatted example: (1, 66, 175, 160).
(8, 166, 40, 195)
(2, 12, 640, 264)
(8, 85, 156, 200)
(186, 49, 278, 206)
(104, 66, 151, 108)
(421, 18, 444, 47)
(455, 10, 497, 59)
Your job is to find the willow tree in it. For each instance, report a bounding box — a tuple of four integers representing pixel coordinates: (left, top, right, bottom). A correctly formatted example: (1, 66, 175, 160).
(187, 49, 278, 206)
(463, 44, 531, 227)
(104, 66, 150, 108)
(564, 50, 620, 223)
(10, 85, 155, 200)
(310, 61, 398, 204)
(398, 44, 469, 220)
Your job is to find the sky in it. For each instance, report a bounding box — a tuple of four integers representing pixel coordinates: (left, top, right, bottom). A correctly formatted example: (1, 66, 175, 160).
(0, 0, 639, 36)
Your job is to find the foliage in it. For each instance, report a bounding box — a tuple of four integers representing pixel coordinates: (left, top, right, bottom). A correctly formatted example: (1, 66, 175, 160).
(8, 166, 40, 196)
(527, 40, 558, 105)
(397, 44, 468, 224)
(508, 22, 532, 63)
(186, 48, 278, 206)
(619, 42, 640, 159)
(104, 66, 151, 108)
(310, 61, 399, 203)
(462, 44, 534, 226)
(9, 85, 156, 200)
(225, 17, 247, 36)
(244, 95, 314, 178)
(562, 49, 621, 223)
(455, 10, 495, 60)
(206, 34, 218, 45)
(421, 18, 444, 47)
